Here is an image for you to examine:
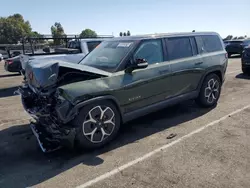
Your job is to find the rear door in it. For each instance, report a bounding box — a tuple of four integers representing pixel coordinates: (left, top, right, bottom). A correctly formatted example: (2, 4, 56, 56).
(165, 36, 204, 97)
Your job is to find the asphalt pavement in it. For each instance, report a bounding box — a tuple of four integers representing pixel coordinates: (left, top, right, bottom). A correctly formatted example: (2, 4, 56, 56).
(0, 57, 250, 188)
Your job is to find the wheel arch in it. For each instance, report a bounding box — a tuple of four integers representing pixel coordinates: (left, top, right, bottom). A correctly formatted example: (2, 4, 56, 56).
(198, 68, 223, 91)
(74, 95, 124, 123)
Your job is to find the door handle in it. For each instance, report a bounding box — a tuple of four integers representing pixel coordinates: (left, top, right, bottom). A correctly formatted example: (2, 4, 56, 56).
(194, 62, 203, 65)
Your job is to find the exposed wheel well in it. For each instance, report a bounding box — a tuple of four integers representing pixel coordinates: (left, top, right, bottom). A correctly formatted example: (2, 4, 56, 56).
(210, 70, 222, 83)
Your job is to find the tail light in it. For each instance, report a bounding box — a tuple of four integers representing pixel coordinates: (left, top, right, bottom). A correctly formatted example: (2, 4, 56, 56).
(7, 60, 13, 64)
(225, 53, 228, 59)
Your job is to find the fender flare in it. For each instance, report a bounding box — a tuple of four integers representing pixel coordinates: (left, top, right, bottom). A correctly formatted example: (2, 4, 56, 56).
(65, 95, 124, 124)
(197, 66, 223, 91)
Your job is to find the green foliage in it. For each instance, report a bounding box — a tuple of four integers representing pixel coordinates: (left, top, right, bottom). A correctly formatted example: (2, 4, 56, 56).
(224, 35, 233, 40)
(119, 31, 131, 37)
(51, 22, 65, 45)
(80, 29, 97, 38)
(0, 13, 32, 44)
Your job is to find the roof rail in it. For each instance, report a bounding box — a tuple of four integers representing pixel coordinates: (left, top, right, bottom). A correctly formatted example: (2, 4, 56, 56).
(22, 34, 114, 40)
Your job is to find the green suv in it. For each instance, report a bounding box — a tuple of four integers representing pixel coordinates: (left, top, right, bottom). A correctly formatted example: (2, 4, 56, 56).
(18, 32, 228, 152)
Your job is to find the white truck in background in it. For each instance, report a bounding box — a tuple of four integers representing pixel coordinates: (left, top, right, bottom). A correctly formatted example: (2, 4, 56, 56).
(20, 38, 109, 71)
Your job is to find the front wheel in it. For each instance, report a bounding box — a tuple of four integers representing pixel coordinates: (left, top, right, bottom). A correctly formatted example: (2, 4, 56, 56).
(196, 74, 221, 108)
(74, 100, 121, 150)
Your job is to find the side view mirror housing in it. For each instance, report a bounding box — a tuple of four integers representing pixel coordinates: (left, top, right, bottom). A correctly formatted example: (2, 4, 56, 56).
(125, 58, 148, 74)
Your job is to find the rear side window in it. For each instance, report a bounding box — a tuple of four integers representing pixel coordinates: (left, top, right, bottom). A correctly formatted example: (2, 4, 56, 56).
(87, 41, 102, 52)
(165, 37, 193, 60)
(201, 35, 223, 53)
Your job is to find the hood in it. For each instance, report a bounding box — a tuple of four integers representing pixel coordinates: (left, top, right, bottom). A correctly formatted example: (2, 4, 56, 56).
(25, 59, 111, 89)
(20, 53, 87, 70)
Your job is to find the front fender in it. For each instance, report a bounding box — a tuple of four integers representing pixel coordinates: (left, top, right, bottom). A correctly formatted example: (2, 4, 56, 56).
(55, 95, 124, 124)
(58, 78, 111, 104)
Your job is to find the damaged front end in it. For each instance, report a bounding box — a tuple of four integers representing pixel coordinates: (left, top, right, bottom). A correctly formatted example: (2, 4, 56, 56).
(17, 59, 109, 152)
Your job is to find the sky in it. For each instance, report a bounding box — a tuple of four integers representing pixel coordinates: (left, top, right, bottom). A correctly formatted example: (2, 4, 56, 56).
(1, 0, 250, 38)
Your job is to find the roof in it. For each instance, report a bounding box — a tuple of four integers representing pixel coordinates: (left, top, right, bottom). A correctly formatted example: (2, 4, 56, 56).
(68, 38, 112, 42)
(107, 32, 220, 41)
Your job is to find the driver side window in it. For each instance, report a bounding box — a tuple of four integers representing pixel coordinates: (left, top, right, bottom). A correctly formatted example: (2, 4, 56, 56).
(133, 39, 163, 65)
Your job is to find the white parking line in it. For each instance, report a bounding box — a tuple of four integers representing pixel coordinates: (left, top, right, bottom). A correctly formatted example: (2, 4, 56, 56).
(76, 104, 250, 188)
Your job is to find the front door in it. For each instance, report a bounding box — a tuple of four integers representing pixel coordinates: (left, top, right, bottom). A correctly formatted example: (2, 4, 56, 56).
(113, 39, 172, 113)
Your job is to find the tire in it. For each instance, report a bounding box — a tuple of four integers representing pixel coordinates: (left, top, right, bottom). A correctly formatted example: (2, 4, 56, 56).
(74, 100, 121, 150)
(196, 73, 221, 108)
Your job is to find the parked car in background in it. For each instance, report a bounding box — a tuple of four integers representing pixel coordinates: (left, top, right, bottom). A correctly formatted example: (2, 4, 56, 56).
(17, 32, 227, 152)
(55, 38, 104, 54)
(4, 56, 22, 73)
(0, 50, 9, 59)
(241, 45, 250, 74)
(225, 39, 250, 57)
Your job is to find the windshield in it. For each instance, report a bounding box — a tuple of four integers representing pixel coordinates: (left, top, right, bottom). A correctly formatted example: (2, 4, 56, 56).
(79, 40, 135, 72)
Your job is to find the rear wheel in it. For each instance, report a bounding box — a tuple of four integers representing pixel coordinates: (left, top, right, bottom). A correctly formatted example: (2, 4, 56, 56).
(196, 74, 221, 108)
(74, 100, 121, 150)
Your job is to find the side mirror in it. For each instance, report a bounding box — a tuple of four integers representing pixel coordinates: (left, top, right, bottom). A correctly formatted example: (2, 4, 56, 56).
(125, 58, 148, 74)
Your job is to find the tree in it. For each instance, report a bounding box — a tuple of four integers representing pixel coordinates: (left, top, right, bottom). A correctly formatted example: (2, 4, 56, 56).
(127, 30, 131, 36)
(80, 29, 97, 38)
(123, 32, 126, 36)
(119, 32, 123, 37)
(0, 13, 32, 44)
(51, 22, 65, 45)
(224, 35, 233, 40)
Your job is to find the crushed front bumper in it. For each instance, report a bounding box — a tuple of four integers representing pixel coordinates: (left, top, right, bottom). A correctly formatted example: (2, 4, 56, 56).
(17, 86, 78, 152)
(29, 120, 77, 153)
(30, 122, 62, 153)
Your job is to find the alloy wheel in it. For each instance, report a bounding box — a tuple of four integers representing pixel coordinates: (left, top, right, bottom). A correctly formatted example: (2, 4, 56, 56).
(82, 105, 115, 143)
(204, 78, 220, 104)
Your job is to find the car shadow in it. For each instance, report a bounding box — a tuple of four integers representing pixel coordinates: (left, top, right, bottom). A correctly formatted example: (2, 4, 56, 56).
(235, 73, 250, 80)
(0, 100, 214, 188)
(0, 86, 20, 98)
(0, 73, 21, 78)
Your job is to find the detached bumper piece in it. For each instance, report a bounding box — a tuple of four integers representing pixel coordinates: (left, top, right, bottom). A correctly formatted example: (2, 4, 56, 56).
(30, 122, 62, 153)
